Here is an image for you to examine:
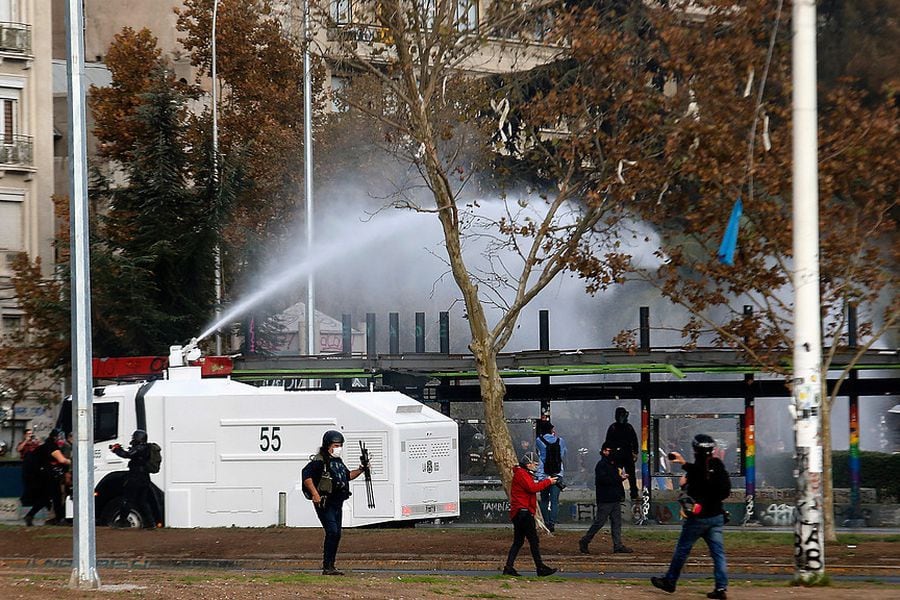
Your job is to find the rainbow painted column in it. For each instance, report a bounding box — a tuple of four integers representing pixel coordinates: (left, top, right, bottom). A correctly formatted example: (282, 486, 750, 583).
(744, 396, 756, 524)
(849, 394, 861, 519)
(640, 397, 651, 524)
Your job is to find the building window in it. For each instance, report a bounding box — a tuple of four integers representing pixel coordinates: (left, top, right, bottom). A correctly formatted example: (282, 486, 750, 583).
(331, 0, 352, 24)
(0, 1, 18, 24)
(456, 0, 478, 32)
(1, 97, 16, 143)
(2, 314, 22, 335)
(0, 192, 23, 253)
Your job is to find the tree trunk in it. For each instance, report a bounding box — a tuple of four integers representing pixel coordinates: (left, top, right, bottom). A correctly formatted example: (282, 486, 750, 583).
(821, 393, 836, 542)
(472, 342, 516, 494)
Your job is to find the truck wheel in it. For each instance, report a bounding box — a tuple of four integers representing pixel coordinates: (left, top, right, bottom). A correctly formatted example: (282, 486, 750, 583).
(100, 498, 148, 528)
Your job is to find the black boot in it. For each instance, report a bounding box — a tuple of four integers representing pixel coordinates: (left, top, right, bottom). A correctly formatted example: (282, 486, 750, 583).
(502, 565, 520, 576)
(537, 565, 557, 577)
(322, 564, 344, 576)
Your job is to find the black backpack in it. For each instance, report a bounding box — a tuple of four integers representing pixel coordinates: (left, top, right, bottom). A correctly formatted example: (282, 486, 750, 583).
(147, 442, 162, 474)
(541, 435, 562, 475)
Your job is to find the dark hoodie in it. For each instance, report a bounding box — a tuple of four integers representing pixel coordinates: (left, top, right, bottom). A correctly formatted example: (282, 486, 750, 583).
(605, 407, 638, 458)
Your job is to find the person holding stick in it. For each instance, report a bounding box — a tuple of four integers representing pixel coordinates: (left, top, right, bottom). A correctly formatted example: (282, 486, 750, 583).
(302, 430, 367, 575)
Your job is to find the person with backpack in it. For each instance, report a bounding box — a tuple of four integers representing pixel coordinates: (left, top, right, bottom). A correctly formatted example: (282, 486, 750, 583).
(651, 434, 731, 599)
(302, 430, 368, 575)
(535, 420, 567, 532)
(579, 441, 633, 555)
(111, 429, 158, 529)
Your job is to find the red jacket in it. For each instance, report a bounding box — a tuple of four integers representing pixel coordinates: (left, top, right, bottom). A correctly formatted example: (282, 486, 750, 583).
(509, 466, 554, 520)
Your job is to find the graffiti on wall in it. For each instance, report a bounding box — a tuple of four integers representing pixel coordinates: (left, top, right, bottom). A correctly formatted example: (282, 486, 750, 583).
(759, 502, 795, 526)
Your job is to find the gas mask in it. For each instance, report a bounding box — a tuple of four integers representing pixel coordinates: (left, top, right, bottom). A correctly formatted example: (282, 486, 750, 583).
(330, 446, 343, 459)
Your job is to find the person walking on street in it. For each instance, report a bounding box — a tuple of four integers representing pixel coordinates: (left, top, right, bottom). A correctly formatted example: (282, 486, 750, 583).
(605, 407, 639, 501)
(302, 430, 368, 575)
(110, 429, 156, 529)
(503, 452, 559, 577)
(579, 441, 633, 555)
(651, 434, 731, 599)
(23, 429, 70, 526)
(535, 420, 567, 532)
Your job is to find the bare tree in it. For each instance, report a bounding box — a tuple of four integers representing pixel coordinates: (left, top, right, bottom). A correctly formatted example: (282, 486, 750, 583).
(315, 0, 632, 494)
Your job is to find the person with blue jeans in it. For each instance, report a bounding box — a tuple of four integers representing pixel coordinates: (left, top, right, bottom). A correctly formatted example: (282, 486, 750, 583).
(302, 430, 367, 575)
(652, 434, 731, 599)
(535, 420, 567, 532)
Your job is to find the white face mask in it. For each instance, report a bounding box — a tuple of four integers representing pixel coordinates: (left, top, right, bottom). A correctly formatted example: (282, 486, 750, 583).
(330, 446, 343, 459)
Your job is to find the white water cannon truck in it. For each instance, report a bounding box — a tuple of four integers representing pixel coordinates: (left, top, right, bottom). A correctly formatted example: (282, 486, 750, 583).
(56, 345, 460, 528)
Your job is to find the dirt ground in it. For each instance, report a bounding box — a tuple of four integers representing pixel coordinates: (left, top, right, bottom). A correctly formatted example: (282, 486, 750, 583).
(0, 525, 896, 598)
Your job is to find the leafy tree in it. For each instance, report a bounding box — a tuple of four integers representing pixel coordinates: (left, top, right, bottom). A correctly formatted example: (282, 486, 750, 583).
(94, 66, 222, 353)
(176, 0, 322, 294)
(560, 0, 898, 546)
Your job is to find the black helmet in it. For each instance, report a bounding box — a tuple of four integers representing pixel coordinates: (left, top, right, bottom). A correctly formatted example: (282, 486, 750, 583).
(322, 430, 344, 447)
(132, 429, 148, 444)
(692, 434, 716, 454)
(47, 428, 63, 442)
(615, 407, 629, 424)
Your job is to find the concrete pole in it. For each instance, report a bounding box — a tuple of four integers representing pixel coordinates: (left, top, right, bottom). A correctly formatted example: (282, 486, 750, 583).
(212, 1, 223, 355)
(304, 0, 316, 355)
(791, 0, 825, 583)
(64, 0, 100, 589)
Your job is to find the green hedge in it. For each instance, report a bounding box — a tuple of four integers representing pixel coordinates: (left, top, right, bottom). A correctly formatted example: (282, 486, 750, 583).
(831, 450, 900, 502)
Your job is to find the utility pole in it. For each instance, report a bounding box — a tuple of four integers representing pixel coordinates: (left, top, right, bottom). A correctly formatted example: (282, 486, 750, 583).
(303, 0, 316, 356)
(65, 0, 100, 588)
(791, 0, 825, 584)
(212, 0, 223, 355)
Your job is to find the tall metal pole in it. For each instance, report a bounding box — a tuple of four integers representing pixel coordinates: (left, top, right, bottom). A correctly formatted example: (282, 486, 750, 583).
(791, 0, 825, 584)
(303, 0, 316, 355)
(212, 1, 223, 355)
(65, 0, 100, 589)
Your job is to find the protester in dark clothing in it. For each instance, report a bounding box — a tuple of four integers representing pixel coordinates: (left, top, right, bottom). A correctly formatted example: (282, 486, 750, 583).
(535, 420, 567, 532)
(503, 453, 558, 577)
(23, 430, 70, 526)
(111, 429, 155, 529)
(302, 430, 367, 575)
(604, 406, 639, 500)
(652, 434, 731, 600)
(579, 441, 633, 554)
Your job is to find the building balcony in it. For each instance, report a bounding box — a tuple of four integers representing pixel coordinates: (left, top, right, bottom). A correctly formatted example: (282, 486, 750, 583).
(0, 22, 31, 55)
(0, 135, 33, 170)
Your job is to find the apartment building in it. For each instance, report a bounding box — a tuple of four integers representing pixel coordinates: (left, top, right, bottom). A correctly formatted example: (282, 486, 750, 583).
(0, 0, 56, 438)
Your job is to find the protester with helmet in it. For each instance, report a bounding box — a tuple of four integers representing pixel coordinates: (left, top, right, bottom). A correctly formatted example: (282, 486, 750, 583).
(302, 430, 368, 575)
(23, 429, 70, 526)
(651, 434, 731, 599)
(110, 429, 155, 529)
(604, 406, 639, 500)
(502, 452, 559, 577)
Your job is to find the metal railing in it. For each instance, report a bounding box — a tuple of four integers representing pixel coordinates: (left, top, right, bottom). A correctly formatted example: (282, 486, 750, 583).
(0, 22, 31, 54)
(0, 135, 33, 167)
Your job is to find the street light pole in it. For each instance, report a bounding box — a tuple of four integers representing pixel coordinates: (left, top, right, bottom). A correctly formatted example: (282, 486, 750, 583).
(65, 0, 100, 588)
(212, 0, 223, 355)
(303, 0, 316, 355)
(791, 0, 825, 584)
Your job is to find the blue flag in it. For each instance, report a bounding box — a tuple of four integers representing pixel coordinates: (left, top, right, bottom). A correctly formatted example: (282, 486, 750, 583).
(717, 198, 742, 266)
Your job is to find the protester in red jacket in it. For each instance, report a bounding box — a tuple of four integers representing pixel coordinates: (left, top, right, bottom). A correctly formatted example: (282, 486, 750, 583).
(502, 453, 559, 577)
